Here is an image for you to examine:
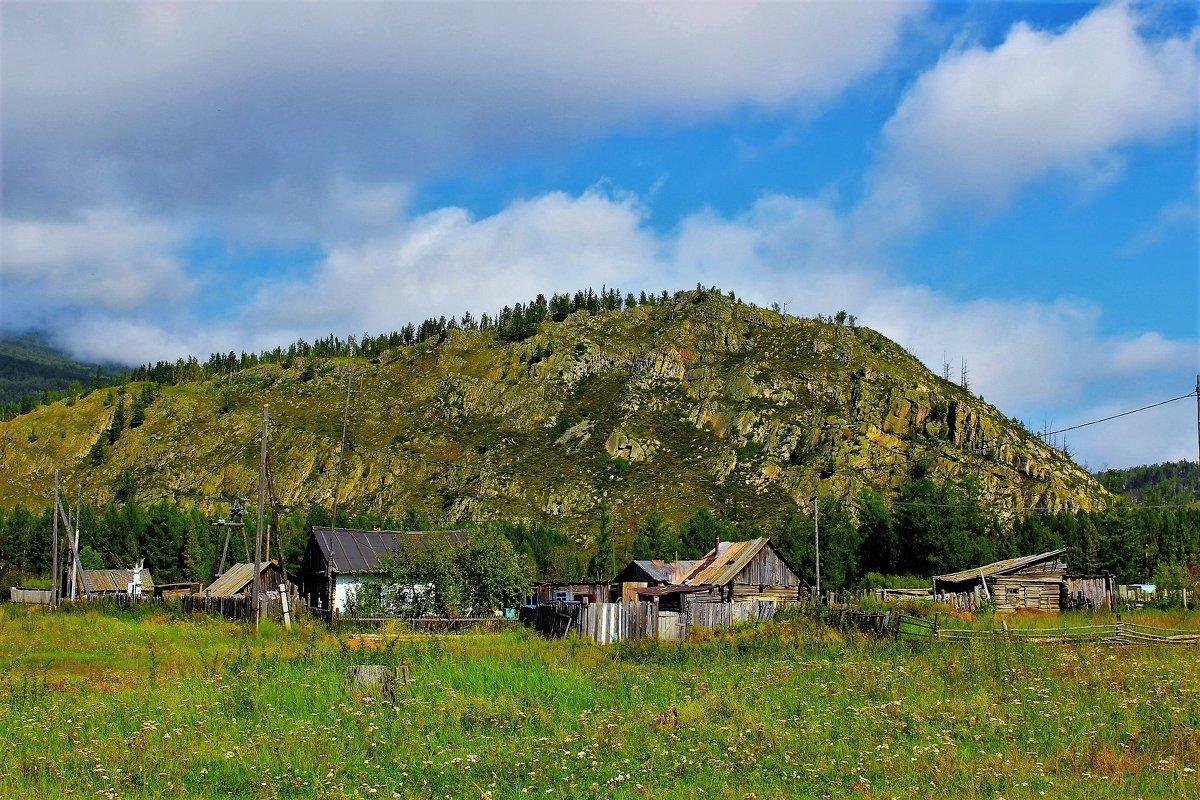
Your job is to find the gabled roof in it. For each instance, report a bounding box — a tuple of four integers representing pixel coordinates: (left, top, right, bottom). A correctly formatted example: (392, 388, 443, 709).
(617, 559, 699, 584)
(934, 549, 1066, 585)
(204, 561, 282, 598)
(80, 568, 155, 594)
(310, 528, 467, 575)
(683, 538, 774, 586)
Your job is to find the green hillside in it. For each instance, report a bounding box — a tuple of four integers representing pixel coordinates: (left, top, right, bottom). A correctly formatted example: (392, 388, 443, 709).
(0, 291, 1108, 538)
(0, 332, 113, 409)
(1097, 461, 1200, 506)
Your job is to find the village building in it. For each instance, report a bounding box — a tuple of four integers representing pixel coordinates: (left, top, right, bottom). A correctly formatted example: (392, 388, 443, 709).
(298, 527, 466, 614)
(678, 537, 804, 601)
(80, 567, 154, 598)
(203, 560, 289, 599)
(933, 549, 1112, 612)
(605, 538, 804, 608)
(613, 559, 698, 601)
(528, 581, 615, 605)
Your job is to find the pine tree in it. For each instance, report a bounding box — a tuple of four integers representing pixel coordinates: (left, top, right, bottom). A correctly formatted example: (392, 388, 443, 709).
(588, 501, 618, 581)
(108, 399, 126, 444)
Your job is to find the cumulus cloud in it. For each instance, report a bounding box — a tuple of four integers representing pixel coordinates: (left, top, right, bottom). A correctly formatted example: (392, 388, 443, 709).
(1, 1, 923, 232)
(1, 183, 1192, 467)
(864, 2, 1198, 227)
(0, 209, 194, 324)
(245, 189, 658, 341)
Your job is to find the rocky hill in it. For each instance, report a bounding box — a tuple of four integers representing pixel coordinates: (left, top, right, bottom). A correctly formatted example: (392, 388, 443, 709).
(0, 291, 1108, 535)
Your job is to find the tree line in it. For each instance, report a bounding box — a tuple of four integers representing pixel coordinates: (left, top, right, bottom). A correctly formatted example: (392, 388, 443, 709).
(126, 285, 749, 387)
(2, 475, 1197, 594)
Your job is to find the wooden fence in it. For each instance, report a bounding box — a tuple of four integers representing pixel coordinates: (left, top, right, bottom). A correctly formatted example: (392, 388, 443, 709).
(325, 615, 518, 632)
(798, 606, 1200, 646)
(521, 599, 789, 644)
(9, 587, 53, 604)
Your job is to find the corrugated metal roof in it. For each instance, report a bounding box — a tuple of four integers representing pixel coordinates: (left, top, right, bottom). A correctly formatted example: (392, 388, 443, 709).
(80, 569, 155, 594)
(311, 528, 467, 575)
(204, 561, 281, 598)
(934, 549, 1065, 585)
(683, 538, 771, 586)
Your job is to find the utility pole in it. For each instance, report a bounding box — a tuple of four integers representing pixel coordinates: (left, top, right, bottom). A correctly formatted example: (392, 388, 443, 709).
(211, 498, 247, 577)
(331, 370, 363, 528)
(52, 471, 60, 607)
(813, 492, 820, 601)
(253, 404, 268, 629)
(1195, 373, 1199, 465)
(68, 485, 81, 601)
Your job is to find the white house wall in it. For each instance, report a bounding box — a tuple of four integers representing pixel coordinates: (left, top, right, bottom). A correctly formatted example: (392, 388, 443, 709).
(332, 574, 434, 614)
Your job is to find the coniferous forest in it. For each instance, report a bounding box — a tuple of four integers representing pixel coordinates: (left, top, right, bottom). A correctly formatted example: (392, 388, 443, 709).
(2, 474, 1196, 592)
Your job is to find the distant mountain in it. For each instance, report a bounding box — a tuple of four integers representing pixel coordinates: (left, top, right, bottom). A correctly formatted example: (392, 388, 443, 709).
(0, 332, 113, 407)
(1096, 461, 1200, 506)
(0, 290, 1108, 536)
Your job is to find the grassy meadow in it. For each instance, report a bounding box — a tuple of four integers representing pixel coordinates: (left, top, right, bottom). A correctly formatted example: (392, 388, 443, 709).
(0, 604, 1197, 799)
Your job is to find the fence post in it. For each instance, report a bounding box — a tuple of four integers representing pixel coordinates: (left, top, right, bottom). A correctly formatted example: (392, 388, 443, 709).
(1115, 613, 1123, 643)
(880, 611, 890, 637)
(934, 612, 941, 641)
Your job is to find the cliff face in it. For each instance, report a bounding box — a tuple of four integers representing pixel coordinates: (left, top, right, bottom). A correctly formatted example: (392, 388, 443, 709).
(0, 292, 1107, 532)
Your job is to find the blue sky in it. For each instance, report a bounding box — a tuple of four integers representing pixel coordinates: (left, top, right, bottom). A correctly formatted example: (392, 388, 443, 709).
(1, 1, 1196, 469)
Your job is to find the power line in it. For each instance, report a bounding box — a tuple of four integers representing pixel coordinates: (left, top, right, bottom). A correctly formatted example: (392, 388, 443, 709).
(1042, 392, 1195, 437)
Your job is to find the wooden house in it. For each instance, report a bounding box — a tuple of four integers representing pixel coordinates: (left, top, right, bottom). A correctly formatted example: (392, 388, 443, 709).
(680, 538, 804, 602)
(203, 561, 289, 599)
(934, 550, 1111, 613)
(298, 527, 466, 614)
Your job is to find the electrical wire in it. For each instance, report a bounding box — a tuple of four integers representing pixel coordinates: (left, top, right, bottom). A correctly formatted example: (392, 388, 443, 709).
(1041, 392, 1195, 437)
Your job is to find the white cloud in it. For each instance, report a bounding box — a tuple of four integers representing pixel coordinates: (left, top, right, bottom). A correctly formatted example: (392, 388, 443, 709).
(0, 209, 193, 318)
(1058, 395, 1198, 472)
(2, 186, 1193, 468)
(867, 2, 1198, 224)
(243, 189, 659, 342)
(1, 1, 924, 231)
(1120, 198, 1198, 255)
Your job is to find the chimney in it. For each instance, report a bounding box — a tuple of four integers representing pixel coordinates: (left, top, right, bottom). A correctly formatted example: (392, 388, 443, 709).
(715, 534, 721, 557)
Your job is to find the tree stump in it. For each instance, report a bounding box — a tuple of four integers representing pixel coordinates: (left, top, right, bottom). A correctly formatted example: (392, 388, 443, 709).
(346, 664, 408, 700)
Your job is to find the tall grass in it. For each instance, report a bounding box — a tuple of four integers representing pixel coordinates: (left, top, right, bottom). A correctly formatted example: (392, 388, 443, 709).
(0, 605, 1196, 799)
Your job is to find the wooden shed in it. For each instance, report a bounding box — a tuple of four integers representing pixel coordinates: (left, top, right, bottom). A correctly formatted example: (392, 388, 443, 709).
(203, 561, 288, 598)
(934, 550, 1079, 612)
(681, 538, 803, 602)
(80, 567, 155, 598)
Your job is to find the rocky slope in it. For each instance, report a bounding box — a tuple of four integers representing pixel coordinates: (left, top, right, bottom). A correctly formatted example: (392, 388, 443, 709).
(0, 292, 1108, 534)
